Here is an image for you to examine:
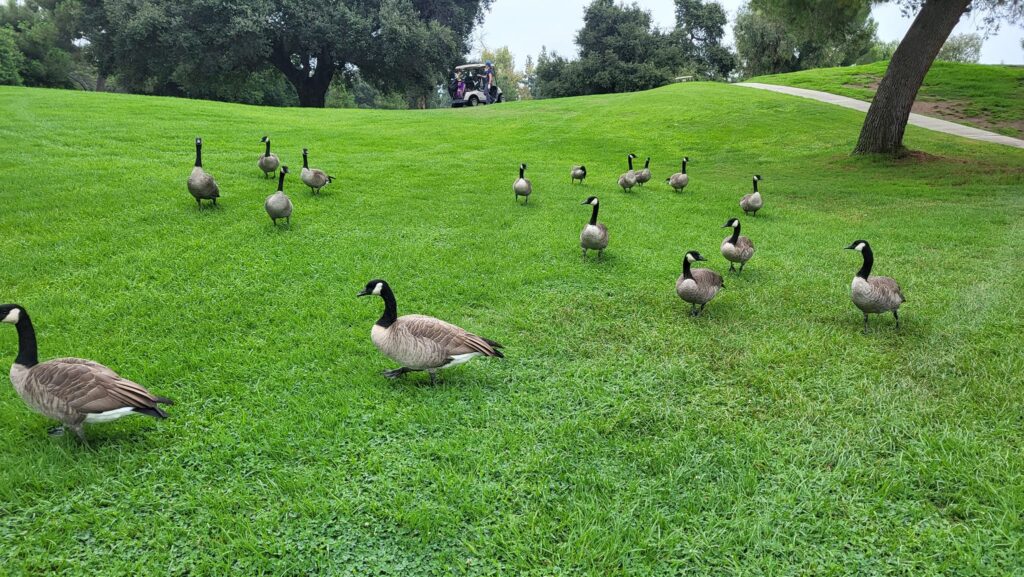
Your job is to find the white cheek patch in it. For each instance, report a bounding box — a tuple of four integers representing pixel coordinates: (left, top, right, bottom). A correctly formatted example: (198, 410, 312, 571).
(856, 243, 866, 252)
(372, 283, 383, 296)
(1, 308, 20, 324)
(591, 199, 599, 206)
(686, 254, 696, 263)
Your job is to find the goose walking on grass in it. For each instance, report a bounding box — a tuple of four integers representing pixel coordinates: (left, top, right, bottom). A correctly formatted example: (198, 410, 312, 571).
(188, 138, 220, 207)
(667, 157, 689, 192)
(580, 196, 609, 260)
(571, 165, 587, 184)
(514, 163, 532, 204)
(740, 175, 763, 216)
(265, 166, 293, 227)
(357, 280, 504, 384)
(0, 304, 173, 443)
(676, 251, 724, 316)
(635, 157, 652, 186)
(845, 240, 905, 334)
(721, 218, 756, 273)
(301, 148, 333, 195)
(257, 136, 280, 178)
(618, 154, 638, 192)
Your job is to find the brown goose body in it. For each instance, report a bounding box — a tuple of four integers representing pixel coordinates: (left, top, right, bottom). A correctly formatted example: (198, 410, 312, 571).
(667, 158, 689, 191)
(618, 154, 638, 191)
(257, 136, 279, 178)
(579, 196, 609, 258)
(571, 165, 587, 184)
(2, 305, 172, 442)
(514, 164, 532, 203)
(635, 158, 652, 186)
(740, 176, 763, 216)
(358, 281, 503, 384)
(720, 218, 755, 272)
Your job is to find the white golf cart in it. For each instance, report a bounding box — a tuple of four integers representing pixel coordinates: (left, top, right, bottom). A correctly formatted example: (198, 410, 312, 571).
(449, 63, 503, 108)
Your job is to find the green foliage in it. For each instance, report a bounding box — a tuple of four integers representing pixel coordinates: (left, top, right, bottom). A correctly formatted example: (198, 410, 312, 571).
(0, 27, 23, 85)
(670, 0, 735, 79)
(937, 32, 982, 63)
(0, 0, 77, 88)
(1, 83, 1023, 574)
(734, 3, 878, 78)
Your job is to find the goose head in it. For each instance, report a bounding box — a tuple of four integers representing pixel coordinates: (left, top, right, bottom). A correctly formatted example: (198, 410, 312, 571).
(581, 196, 599, 206)
(684, 251, 707, 263)
(845, 240, 870, 252)
(520, 163, 527, 171)
(0, 304, 23, 325)
(261, 136, 270, 143)
(195, 137, 202, 148)
(357, 279, 390, 298)
(721, 218, 740, 229)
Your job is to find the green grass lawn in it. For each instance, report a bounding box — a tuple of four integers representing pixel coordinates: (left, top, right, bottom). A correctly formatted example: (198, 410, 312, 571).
(751, 61, 1024, 137)
(1, 83, 1023, 575)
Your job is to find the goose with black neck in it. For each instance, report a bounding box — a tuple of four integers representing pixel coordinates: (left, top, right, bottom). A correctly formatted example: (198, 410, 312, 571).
(667, 157, 690, 192)
(740, 175, 763, 216)
(514, 163, 532, 204)
(187, 137, 220, 207)
(0, 304, 173, 443)
(618, 154, 638, 192)
(257, 135, 280, 178)
(721, 218, 756, 273)
(300, 148, 334, 195)
(265, 166, 293, 227)
(357, 280, 504, 384)
(579, 196, 609, 260)
(845, 240, 905, 333)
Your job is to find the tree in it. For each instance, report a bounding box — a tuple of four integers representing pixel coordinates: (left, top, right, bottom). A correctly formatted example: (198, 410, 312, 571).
(672, 0, 735, 79)
(0, 0, 77, 88)
(734, 4, 877, 77)
(82, 0, 491, 107)
(753, 0, 1023, 155)
(0, 27, 24, 85)
(936, 32, 983, 62)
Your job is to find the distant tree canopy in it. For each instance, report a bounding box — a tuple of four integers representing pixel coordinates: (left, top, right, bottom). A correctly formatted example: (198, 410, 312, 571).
(936, 32, 983, 62)
(733, 4, 877, 77)
(535, 0, 733, 99)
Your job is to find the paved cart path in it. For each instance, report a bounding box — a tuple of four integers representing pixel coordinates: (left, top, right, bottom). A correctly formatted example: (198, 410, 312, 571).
(737, 82, 1024, 149)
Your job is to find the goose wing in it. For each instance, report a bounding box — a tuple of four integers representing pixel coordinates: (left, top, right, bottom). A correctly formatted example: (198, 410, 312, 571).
(870, 276, 905, 304)
(392, 315, 504, 358)
(28, 358, 172, 416)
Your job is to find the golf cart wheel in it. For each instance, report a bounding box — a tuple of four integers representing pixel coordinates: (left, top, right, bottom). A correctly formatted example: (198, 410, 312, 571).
(496, 94, 503, 103)
(469, 95, 479, 107)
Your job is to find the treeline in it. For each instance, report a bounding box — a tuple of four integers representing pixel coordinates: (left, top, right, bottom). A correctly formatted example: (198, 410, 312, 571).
(0, 0, 988, 108)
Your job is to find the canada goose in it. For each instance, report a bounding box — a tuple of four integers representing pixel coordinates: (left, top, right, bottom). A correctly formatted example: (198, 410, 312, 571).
(676, 251, 724, 316)
(257, 136, 280, 178)
(845, 240, 905, 333)
(618, 154, 638, 192)
(740, 175, 763, 216)
(357, 280, 504, 384)
(265, 166, 293, 227)
(187, 137, 220, 207)
(300, 148, 333, 194)
(580, 196, 609, 259)
(571, 165, 587, 184)
(667, 157, 689, 192)
(0, 304, 173, 443)
(720, 218, 756, 273)
(514, 163, 532, 204)
(635, 157, 652, 186)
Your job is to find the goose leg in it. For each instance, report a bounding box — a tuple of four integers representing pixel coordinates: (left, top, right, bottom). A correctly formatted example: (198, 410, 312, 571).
(286, 216, 290, 228)
(195, 198, 201, 208)
(69, 424, 87, 444)
(729, 263, 736, 272)
(429, 371, 438, 385)
(271, 217, 277, 226)
(690, 303, 697, 316)
(598, 250, 603, 260)
(382, 367, 411, 379)
(739, 262, 746, 273)
(863, 313, 870, 334)
(893, 310, 900, 330)
(699, 304, 706, 316)
(212, 198, 217, 206)
(582, 248, 587, 259)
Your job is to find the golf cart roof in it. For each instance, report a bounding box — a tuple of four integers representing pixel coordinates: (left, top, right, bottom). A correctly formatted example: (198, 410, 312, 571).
(456, 63, 488, 71)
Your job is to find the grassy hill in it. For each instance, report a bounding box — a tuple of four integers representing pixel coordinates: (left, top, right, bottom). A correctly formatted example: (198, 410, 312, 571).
(0, 84, 1022, 575)
(751, 61, 1024, 137)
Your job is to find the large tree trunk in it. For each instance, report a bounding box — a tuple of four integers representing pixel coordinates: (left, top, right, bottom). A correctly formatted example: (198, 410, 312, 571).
(853, 0, 971, 155)
(269, 46, 335, 108)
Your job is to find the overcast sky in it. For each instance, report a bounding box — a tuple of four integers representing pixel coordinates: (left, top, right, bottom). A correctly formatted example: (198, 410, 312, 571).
(474, 0, 1024, 66)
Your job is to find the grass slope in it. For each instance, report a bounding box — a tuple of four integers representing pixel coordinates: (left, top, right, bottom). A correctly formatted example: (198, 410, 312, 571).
(1, 84, 1023, 575)
(751, 61, 1024, 137)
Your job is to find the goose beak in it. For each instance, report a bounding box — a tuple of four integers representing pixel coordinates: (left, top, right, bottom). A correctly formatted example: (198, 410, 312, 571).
(843, 244, 856, 250)
(696, 255, 707, 261)
(356, 289, 370, 297)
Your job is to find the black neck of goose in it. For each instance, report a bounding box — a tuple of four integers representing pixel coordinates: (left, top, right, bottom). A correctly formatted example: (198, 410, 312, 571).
(13, 312, 39, 368)
(589, 203, 599, 226)
(519, 166, 525, 179)
(194, 143, 202, 167)
(752, 178, 759, 193)
(277, 170, 286, 192)
(644, 158, 650, 169)
(302, 153, 309, 169)
(376, 287, 398, 329)
(682, 258, 693, 280)
(728, 223, 740, 244)
(628, 157, 634, 171)
(264, 140, 271, 155)
(682, 160, 687, 174)
(857, 247, 874, 279)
